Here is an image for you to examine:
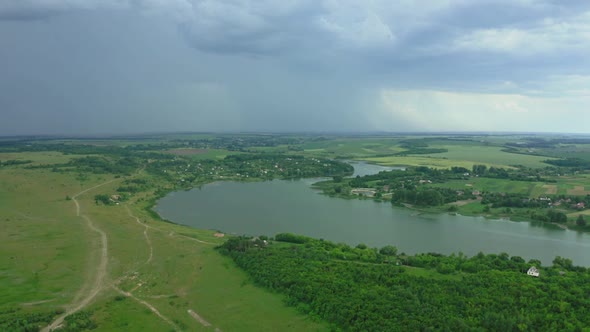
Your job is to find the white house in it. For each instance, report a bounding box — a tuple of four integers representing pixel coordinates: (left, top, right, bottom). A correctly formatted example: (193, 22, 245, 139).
(527, 266, 540, 277)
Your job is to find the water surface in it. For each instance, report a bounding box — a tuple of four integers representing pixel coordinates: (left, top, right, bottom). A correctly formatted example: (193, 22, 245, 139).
(156, 177, 590, 266)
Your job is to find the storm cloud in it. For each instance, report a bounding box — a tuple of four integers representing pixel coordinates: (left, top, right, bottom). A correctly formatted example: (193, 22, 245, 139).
(1, 0, 589, 135)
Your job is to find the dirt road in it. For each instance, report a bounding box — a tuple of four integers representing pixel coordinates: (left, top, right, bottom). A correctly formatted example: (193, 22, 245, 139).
(125, 205, 153, 264)
(42, 180, 115, 332)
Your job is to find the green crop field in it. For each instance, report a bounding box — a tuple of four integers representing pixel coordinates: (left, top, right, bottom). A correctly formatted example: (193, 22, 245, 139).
(362, 155, 510, 169)
(422, 145, 557, 168)
(364, 144, 558, 169)
(302, 138, 404, 157)
(429, 178, 541, 196)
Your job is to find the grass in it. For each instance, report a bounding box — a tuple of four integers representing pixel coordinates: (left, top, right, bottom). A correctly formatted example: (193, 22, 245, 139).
(363, 155, 510, 169)
(301, 138, 404, 158)
(423, 145, 557, 168)
(403, 266, 462, 281)
(429, 178, 541, 196)
(187, 149, 241, 160)
(0, 165, 328, 331)
(429, 176, 590, 199)
(0, 169, 94, 308)
(0, 151, 79, 166)
(363, 145, 557, 169)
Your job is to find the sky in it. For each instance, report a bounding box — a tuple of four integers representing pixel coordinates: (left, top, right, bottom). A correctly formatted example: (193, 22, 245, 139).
(1, 0, 589, 135)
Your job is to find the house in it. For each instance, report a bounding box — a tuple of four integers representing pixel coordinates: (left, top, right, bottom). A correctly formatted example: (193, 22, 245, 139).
(576, 202, 585, 209)
(472, 190, 481, 196)
(527, 266, 540, 277)
(351, 188, 377, 197)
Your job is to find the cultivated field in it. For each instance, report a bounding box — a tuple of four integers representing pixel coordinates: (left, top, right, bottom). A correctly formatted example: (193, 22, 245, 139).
(363, 146, 556, 169)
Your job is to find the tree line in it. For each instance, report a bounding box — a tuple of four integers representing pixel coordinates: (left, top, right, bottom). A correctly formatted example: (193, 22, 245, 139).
(219, 234, 590, 331)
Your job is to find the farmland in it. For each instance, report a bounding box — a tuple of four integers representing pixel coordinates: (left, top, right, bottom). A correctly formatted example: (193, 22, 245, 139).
(364, 145, 556, 169)
(3, 133, 590, 331)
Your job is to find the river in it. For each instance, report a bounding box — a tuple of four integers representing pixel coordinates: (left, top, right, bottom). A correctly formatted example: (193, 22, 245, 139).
(155, 162, 590, 266)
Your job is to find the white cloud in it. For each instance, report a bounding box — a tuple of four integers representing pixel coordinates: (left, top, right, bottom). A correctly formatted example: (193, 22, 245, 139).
(451, 10, 590, 55)
(317, 12, 395, 48)
(373, 89, 590, 132)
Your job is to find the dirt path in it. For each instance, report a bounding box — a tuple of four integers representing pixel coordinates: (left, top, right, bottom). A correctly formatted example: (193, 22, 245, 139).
(125, 206, 153, 264)
(126, 205, 216, 246)
(176, 233, 217, 245)
(448, 199, 478, 207)
(188, 309, 212, 327)
(42, 180, 116, 332)
(112, 285, 179, 331)
(21, 299, 55, 306)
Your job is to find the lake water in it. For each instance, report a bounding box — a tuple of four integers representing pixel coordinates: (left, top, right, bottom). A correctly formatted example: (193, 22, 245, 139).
(347, 161, 402, 177)
(155, 162, 590, 266)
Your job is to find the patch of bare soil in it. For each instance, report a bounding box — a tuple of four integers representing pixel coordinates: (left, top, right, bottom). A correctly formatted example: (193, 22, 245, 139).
(449, 199, 478, 206)
(542, 184, 557, 195)
(568, 186, 590, 195)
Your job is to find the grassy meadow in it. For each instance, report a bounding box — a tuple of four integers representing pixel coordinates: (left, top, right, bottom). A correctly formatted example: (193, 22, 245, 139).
(0, 152, 327, 331)
(0, 151, 78, 166)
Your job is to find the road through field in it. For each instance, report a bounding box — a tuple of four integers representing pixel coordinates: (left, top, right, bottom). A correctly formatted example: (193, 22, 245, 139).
(43, 179, 116, 332)
(125, 205, 153, 264)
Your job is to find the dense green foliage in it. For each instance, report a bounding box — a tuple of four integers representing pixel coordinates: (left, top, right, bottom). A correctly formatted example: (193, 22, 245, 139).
(0, 160, 33, 167)
(220, 236, 590, 331)
(543, 158, 590, 169)
(0, 307, 62, 332)
(61, 310, 97, 332)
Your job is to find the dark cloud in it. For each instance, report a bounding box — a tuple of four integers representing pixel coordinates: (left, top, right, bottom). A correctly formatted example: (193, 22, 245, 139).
(0, 3, 61, 20)
(176, 2, 328, 56)
(0, 0, 589, 135)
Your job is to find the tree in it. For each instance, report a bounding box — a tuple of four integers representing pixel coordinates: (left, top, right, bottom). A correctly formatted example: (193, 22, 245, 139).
(547, 210, 567, 223)
(472, 164, 487, 175)
(416, 190, 443, 206)
(379, 245, 398, 256)
(553, 256, 574, 270)
(577, 215, 586, 227)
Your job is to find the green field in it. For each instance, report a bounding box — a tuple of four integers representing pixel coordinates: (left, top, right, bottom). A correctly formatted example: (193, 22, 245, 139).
(301, 138, 405, 157)
(428, 176, 590, 198)
(423, 145, 557, 168)
(429, 178, 541, 196)
(363, 145, 556, 169)
(0, 157, 326, 331)
(0, 151, 78, 166)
